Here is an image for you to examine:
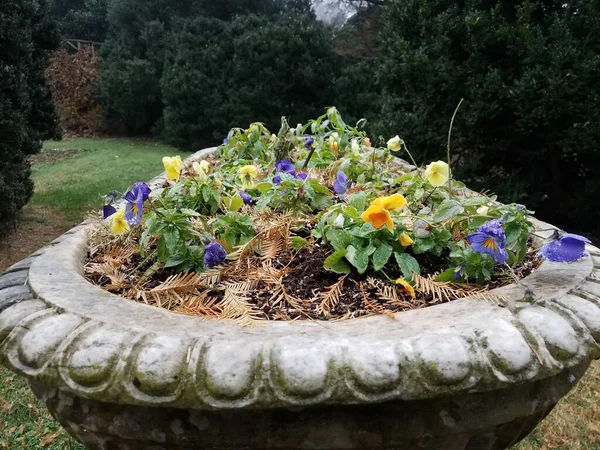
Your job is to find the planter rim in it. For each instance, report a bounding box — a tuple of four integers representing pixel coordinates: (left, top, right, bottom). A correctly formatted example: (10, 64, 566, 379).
(1, 147, 600, 411)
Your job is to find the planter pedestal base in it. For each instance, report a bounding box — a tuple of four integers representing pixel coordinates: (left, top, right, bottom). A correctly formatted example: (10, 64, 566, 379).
(31, 361, 589, 450)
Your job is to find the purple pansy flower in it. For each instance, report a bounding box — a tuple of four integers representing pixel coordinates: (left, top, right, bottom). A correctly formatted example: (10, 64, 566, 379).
(539, 233, 590, 262)
(132, 182, 151, 201)
(123, 183, 150, 226)
(453, 265, 465, 281)
(468, 219, 509, 264)
(240, 192, 253, 205)
(103, 204, 117, 219)
(204, 242, 227, 268)
(275, 160, 296, 176)
(223, 137, 229, 145)
(297, 172, 308, 181)
(333, 170, 347, 196)
(304, 136, 315, 148)
(273, 174, 282, 184)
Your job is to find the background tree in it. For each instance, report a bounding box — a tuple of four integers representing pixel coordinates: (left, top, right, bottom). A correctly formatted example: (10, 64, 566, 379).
(331, 4, 382, 129)
(0, 0, 61, 232)
(378, 0, 600, 234)
(97, 0, 313, 136)
(50, 0, 108, 41)
(161, 13, 334, 149)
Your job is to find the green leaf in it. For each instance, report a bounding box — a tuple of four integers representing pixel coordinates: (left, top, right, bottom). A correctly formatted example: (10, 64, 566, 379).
(308, 179, 331, 195)
(413, 237, 436, 254)
(291, 236, 309, 250)
(324, 250, 352, 274)
(394, 252, 421, 279)
(347, 192, 367, 213)
(163, 228, 181, 253)
(256, 182, 272, 194)
(345, 205, 359, 219)
(435, 268, 457, 282)
(226, 195, 244, 212)
(164, 253, 186, 268)
(311, 194, 333, 210)
(433, 199, 465, 222)
(180, 208, 201, 217)
(349, 222, 376, 238)
(326, 229, 353, 250)
(371, 243, 393, 271)
(202, 185, 212, 203)
(346, 245, 369, 274)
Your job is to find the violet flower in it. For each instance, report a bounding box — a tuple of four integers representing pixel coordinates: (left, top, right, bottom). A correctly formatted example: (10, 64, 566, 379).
(304, 136, 315, 148)
(223, 137, 229, 145)
(333, 170, 347, 196)
(453, 265, 465, 281)
(539, 233, 590, 262)
(240, 192, 253, 205)
(133, 182, 151, 201)
(204, 242, 227, 268)
(468, 219, 509, 264)
(297, 172, 308, 181)
(123, 182, 150, 226)
(275, 160, 296, 176)
(103, 205, 117, 219)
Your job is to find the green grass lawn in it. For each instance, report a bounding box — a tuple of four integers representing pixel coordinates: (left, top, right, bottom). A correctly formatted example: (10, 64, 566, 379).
(33, 138, 191, 221)
(0, 137, 598, 449)
(0, 137, 192, 449)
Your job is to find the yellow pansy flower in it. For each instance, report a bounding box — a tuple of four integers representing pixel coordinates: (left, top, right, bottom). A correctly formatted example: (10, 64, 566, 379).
(363, 137, 372, 148)
(361, 194, 407, 231)
(111, 208, 130, 235)
(162, 156, 183, 181)
(238, 165, 258, 189)
(371, 193, 407, 211)
(424, 161, 449, 187)
(399, 232, 414, 247)
(395, 278, 416, 299)
(387, 135, 402, 152)
(192, 160, 210, 180)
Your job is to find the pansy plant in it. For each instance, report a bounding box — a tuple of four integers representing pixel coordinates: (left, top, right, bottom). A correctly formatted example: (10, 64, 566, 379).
(97, 110, 590, 295)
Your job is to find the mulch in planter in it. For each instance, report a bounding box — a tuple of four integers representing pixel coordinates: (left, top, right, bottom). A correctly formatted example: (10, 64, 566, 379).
(85, 230, 541, 323)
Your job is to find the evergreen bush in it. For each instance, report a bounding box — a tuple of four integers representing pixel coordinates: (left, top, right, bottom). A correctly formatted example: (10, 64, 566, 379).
(161, 14, 335, 149)
(0, 0, 61, 233)
(378, 0, 600, 233)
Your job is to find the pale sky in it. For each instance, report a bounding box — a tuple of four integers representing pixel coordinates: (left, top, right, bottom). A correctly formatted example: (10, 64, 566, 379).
(313, 0, 355, 25)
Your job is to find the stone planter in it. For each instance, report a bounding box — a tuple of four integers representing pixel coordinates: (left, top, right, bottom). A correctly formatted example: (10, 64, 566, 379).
(1, 148, 600, 450)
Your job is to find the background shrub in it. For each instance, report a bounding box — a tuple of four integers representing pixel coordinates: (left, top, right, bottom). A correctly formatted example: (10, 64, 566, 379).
(0, 0, 61, 233)
(378, 0, 600, 234)
(46, 45, 103, 135)
(161, 14, 335, 149)
(97, 0, 312, 136)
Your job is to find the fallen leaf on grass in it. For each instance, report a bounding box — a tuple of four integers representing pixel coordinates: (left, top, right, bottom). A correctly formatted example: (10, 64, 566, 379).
(39, 431, 59, 447)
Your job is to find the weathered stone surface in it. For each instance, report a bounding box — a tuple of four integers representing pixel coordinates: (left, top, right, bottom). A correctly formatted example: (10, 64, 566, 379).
(0, 270, 28, 290)
(0, 285, 34, 312)
(29, 361, 589, 449)
(0, 148, 598, 449)
(2, 256, 34, 274)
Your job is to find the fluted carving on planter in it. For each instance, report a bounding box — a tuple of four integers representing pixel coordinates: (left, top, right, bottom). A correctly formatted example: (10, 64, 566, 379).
(1, 240, 599, 411)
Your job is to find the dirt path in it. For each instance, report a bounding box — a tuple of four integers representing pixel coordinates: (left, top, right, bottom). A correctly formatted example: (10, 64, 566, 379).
(0, 205, 74, 272)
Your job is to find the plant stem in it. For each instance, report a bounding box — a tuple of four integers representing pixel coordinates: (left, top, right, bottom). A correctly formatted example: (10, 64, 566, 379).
(371, 148, 376, 176)
(403, 141, 418, 167)
(422, 187, 437, 205)
(503, 262, 520, 284)
(303, 146, 317, 169)
(447, 98, 464, 194)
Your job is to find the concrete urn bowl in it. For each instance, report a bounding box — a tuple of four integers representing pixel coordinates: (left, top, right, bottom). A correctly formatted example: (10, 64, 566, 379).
(1, 149, 600, 450)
